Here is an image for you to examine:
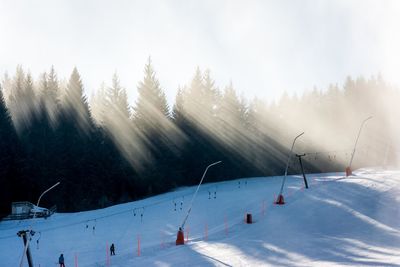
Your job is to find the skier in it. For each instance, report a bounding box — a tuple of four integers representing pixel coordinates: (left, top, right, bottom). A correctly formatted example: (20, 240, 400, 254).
(59, 253, 65, 267)
(110, 243, 115, 256)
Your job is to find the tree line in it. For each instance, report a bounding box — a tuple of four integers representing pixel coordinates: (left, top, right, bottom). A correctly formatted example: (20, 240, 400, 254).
(0, 59, 398, 217)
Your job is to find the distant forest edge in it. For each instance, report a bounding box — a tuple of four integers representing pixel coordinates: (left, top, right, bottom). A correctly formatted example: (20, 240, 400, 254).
(0, 59, 399, 217)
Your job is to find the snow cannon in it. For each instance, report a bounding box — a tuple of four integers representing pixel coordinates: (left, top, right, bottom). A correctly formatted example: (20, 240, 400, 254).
(345, 167, 352, 177)
(176, 228, 185, 245)
(275, 194, 285, 205)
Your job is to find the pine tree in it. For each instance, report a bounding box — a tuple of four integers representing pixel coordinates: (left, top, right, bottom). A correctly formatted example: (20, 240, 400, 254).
(39, 66, 60, 126)
(90, 73, 145, 172)
(172, 86, 185, 123)
(181, 67, 221, 134)
(53, 68, 97, 210)
(15, 70, 37, 132)
(0, 85, 21, 217)
(220, 82, 243, 128)
(6, 66, 25, 129)
(107, 72, 130, 120)
(24, 72, 37, 118)
(1, 72, 12, 108)
(63, 67, 92, 131)
(184, 67, 204, 122)
(4, 67, 37, 132)
(134, 57, 180, 155)
(189, 67, 203, 99)
(134, 58, 182, 193)
(90, 82, 108, 126)
(202, 69, 221, 119)
(135, 57, 169, 132)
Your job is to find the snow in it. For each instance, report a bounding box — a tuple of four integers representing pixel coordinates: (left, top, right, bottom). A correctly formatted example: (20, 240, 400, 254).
(2, 168, 400, 266)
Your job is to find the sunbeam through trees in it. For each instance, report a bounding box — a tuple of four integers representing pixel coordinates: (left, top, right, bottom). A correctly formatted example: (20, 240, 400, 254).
(0, 62, 399, 218)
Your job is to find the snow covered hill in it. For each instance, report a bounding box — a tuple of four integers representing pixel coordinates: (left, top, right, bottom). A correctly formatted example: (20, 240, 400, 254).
(2, 168, 400, 266)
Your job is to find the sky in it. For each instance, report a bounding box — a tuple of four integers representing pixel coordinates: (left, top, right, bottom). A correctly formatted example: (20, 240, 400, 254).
(1, 0, 400, 105)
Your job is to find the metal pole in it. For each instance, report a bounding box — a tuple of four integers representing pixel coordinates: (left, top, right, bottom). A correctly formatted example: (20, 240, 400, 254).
(278, 132, 305, 196)
(181, 161, 221, 229)
(296, 154, 308, 189)
(19, 181, 60, 267)
(348, 116, 372, 169)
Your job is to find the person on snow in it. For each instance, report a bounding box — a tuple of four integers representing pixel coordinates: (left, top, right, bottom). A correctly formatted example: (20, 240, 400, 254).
(59, 253, 65, 267)
(110, 243, 115, 256)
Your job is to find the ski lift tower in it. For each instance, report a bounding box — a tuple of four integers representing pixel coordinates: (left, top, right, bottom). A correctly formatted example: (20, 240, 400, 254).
(18, 181, 60, 267)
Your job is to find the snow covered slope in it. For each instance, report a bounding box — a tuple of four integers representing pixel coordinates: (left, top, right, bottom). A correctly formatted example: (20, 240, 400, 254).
(1, 168, 400, 266)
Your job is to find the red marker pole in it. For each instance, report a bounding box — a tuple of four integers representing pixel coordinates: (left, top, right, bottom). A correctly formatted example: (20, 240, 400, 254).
(224, 215, 228, 236)
(137, 235, 141, 257)
(260, 202, 263, 216)
(204, 223, 208, 241)
(106, 242, 110, 267)
(160, 231, 165, 249)
(75, 253, 78, 267)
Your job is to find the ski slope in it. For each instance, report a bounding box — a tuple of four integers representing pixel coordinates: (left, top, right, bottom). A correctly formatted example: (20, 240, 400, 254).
(2, 168, 400, 266)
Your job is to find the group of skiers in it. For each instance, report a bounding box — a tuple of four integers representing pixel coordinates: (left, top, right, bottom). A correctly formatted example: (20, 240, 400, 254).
(58, 243, 116, 266)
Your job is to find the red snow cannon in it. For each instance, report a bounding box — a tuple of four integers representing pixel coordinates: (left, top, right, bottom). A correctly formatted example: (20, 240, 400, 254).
(176, 228, 184, 245)
(345, 167, 352, 177)
(275, 194, 285, 205)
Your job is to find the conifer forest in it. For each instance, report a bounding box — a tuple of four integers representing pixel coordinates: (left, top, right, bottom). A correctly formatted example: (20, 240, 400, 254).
(0, 61, 399, 217)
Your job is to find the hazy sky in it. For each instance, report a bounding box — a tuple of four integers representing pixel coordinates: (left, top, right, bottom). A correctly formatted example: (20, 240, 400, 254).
(1, 0, 399, 104)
